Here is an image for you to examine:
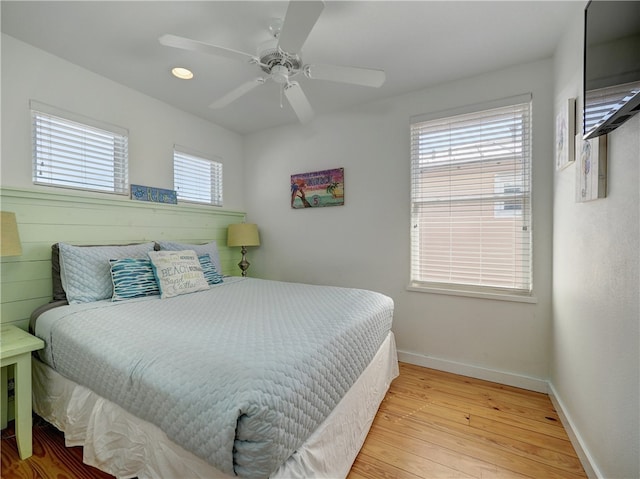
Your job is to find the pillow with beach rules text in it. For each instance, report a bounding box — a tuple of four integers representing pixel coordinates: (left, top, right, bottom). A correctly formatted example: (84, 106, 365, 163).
(148, 250, 209, 299)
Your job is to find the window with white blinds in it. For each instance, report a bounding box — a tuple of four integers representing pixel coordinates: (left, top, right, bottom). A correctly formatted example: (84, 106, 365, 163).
(410, 97, 532, 295)
(32, 103, 128, 194)
(173, 148, 223, 206)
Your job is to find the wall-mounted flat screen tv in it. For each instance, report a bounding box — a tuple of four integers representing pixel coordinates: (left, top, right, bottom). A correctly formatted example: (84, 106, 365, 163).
(583, 0, 640, 139)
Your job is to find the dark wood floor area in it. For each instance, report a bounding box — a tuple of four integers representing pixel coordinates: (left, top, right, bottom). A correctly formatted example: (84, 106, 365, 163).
(1, 363, 586, 479)
(1, 415, 112, 479)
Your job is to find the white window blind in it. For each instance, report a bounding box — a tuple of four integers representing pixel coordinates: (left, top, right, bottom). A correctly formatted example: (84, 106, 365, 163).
(410, 98, 532, 295)
(174, 148, 223, 206)
(32, 103, 128, 194)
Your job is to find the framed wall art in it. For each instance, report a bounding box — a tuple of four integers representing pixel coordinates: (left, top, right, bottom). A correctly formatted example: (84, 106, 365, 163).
(576, 133, 607, 202)
(555, 98, 576, 170)
(291, 168, 344, 209)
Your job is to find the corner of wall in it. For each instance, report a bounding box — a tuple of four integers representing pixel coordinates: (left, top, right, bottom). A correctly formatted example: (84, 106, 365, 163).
(547, 382, 602, 479)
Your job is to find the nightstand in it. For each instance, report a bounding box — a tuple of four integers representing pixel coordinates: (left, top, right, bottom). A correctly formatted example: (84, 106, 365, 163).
(1, 324, 44, 459)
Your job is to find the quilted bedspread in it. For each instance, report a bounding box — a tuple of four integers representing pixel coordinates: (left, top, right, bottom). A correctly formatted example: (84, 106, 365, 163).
(34, 277, 394, 478)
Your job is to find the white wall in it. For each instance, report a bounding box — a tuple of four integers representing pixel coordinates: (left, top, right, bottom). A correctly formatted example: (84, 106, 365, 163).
(244, 59, 555, 390)
(551, 12, 640, 479)
(1, 34, 245, 212)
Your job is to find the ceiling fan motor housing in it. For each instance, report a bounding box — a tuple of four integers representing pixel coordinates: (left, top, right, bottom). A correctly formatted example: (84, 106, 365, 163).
(257, 37, 301, 78)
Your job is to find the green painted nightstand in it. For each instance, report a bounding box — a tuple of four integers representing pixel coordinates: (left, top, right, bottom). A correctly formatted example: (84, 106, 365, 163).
(1, 324, 44, 459)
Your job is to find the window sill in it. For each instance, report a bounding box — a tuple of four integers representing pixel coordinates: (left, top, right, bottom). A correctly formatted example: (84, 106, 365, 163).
(406, 284, 538, 304)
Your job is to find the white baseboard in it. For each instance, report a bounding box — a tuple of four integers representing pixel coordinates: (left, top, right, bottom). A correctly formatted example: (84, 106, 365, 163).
(397, 349, 548, 393)
(548, 382, 602, 479)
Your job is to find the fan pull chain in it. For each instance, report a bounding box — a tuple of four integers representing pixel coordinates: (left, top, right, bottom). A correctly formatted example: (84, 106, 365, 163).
(280, 84, 284, 109)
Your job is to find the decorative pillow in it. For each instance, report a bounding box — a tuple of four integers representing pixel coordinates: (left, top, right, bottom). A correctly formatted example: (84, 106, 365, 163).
(148, 250, 210, 299)
(198, 254, 224, 285)
(156, 241, 223, 277)
(110, 258, 160, 301)
(59, 242, 155, 304)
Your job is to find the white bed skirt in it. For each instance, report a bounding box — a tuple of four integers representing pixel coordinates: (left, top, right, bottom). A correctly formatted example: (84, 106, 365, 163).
(32, 331, 398, 479)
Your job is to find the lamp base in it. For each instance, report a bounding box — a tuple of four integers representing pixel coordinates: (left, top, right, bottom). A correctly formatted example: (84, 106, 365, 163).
(238, 246, 250, 277)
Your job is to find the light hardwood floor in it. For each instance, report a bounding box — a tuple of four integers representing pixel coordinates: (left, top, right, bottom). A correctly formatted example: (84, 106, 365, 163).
(348, 363, 587, 479)
(1, 362, 586, 479)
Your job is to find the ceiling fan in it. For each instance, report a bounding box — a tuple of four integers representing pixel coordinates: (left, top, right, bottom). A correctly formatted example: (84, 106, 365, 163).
(159, 0, 386, 124)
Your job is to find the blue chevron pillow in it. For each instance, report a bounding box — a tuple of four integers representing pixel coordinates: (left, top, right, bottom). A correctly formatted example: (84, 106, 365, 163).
(109, 258, 160, 301)
(199, 254, 224, 285)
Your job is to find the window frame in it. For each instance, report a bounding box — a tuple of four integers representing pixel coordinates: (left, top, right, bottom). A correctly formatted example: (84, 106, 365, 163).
(408, 94, 536, 303)
(31, 100, 129, 195)
(173, 146, 223, 207)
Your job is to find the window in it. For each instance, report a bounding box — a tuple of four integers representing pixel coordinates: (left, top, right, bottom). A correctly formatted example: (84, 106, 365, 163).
(173, 147, 223, 206)
(410, 96, 532, 296)
(31, 101, 128, 194)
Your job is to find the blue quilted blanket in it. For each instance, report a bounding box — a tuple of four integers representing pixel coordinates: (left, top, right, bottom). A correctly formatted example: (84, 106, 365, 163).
(35, 277, 394, 478)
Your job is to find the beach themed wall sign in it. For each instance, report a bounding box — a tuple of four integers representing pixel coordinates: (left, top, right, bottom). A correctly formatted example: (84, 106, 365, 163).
(131, 184, 178, 204)
(291, 168, 344, 209)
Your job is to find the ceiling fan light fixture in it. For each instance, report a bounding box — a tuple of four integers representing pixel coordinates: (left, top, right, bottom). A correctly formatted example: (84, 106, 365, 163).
(171, 67, 194, 80)
(271, 65, 290, 84)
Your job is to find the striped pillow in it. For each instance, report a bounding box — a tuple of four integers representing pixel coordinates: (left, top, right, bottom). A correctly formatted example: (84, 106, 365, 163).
(199, 254, 224, 285)
(109, 258, 160, 301)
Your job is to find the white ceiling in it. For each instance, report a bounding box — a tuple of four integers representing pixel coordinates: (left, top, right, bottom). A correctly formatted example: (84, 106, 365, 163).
(1, 1, 584, 135)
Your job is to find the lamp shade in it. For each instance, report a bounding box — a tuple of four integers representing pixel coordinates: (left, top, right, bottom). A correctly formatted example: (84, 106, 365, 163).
(227, 223, 260, 247)
(1, 211, 23, 257)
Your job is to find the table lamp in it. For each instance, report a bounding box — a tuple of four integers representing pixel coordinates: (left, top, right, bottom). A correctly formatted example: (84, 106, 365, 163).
(227, 223, 260, 276)
(1, 211, 23, 257)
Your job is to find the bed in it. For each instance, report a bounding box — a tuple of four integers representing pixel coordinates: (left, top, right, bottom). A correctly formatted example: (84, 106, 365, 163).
(29, 241, 398, 479)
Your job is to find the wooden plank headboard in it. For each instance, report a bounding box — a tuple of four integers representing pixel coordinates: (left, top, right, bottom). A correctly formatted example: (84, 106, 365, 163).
(0, 187, 246, 329)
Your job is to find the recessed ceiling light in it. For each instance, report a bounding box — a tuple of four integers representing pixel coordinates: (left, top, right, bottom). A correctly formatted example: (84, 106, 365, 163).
(171, 67, 194, 80)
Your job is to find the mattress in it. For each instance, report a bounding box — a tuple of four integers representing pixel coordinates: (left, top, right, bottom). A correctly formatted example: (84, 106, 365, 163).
(32, 332, 398, 479)
(33, 277, 395, 479)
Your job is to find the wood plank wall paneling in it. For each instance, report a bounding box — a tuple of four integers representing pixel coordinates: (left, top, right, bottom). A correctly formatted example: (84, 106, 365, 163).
(0, 187, 246, 329)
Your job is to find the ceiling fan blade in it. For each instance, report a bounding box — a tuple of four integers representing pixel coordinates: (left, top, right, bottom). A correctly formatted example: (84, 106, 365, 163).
(284, 81, 314, 124)
(209, 78, 266, 109)
(277, 0, 324, 53)
(305, 64, 386, 88)
(159, 34, 255, 63)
